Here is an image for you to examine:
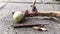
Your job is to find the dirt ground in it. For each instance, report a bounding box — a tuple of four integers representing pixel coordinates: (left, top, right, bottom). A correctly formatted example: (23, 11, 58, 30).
(0, 0, 60, 34)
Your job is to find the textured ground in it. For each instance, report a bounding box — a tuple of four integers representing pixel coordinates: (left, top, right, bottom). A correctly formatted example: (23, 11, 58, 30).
(0, 0, 60, 34)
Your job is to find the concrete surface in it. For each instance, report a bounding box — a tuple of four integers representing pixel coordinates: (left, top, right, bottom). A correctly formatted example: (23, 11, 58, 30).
(0, 0, 60, 34)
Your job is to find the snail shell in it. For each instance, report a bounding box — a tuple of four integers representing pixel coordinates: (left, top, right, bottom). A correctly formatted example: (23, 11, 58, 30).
(13, 11, 24, 22)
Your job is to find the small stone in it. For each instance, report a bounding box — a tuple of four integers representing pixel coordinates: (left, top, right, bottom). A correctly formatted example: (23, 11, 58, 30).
(33, 26, 40, 30)
(33, 26, 47, 31)
(40, 27, 47, 31)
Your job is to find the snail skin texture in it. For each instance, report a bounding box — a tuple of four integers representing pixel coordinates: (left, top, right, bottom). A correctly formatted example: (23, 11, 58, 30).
(13, 11, 24, 22)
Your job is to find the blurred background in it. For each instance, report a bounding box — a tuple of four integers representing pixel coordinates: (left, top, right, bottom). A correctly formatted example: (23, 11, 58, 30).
(0, 0, 60, 11)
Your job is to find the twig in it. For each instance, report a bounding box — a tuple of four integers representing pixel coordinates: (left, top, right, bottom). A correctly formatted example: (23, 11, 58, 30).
(12, 24, 49, 28)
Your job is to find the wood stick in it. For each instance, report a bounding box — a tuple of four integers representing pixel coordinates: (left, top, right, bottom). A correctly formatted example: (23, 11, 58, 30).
(25, 11, 58, 17)
(12, 24, 49, 28)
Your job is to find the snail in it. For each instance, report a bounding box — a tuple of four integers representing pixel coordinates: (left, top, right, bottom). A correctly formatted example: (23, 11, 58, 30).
(13, 11, 25, 22)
